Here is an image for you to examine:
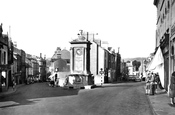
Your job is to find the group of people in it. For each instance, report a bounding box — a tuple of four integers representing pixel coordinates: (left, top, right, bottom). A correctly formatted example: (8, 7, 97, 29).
(145, 71, 175, 105)
(49, 73, 59, 87)
(145, 71, 161, 95)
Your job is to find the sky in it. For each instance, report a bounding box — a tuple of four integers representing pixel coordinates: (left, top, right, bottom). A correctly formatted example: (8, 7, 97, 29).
(0, 0, 157, 59)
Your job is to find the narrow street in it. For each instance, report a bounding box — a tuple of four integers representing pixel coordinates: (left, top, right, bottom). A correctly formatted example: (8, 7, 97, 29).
(0, 82, 155, 115)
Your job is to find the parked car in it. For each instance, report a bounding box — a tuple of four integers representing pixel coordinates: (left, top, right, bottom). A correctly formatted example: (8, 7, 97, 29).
(135, 77, 141, 82)
(128, 76, 136, 81)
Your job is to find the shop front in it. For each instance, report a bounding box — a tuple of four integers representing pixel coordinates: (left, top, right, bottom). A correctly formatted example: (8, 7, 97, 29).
(0, 64, 11, 92)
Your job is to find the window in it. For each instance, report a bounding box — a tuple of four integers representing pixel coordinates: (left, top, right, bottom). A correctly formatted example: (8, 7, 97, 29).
(168, 1, 170, 9)
(4, 52, 6, 64)
(165, 7, 167, 14)
(0, 50, 1, 65)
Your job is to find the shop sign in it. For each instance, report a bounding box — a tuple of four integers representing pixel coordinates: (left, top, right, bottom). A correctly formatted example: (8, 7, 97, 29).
(172, 1, 175, 34)
(171, 23, 175, 37)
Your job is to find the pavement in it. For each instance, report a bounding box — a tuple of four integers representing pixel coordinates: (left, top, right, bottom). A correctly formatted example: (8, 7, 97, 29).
(147, 87, 175, 115)
(1, 82, 175, 115)
(0, 84, 24, 98)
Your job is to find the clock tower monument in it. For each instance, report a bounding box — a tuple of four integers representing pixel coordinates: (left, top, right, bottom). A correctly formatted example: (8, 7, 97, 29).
(66, 30, 93, 88)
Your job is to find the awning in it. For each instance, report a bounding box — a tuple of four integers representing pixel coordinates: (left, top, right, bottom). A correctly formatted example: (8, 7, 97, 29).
(148, 47, 164, 71)
(148, 47, 164, 88)
(13, 54, 17, 60)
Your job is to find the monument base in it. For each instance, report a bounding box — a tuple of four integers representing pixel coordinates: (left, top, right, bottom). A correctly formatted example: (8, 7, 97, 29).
(64, 74, 94, 89)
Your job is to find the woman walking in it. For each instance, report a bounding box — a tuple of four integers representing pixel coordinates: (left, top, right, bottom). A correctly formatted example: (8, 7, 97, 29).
(12, 78, 16, 90)
(154, 73, 159, 94)
(145, 72, 151, 95)
(169, 72, 175, 105)
(149, 72, 156, 95)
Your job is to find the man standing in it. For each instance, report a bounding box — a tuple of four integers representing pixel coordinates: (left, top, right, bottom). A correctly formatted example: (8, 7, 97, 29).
(12, 78, 16, 90)
(54, 73, 58, 87)
(149, 72, 156, 95)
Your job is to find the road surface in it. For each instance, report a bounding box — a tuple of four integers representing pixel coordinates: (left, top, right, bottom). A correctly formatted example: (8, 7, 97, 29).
(0, 82, 154, 115)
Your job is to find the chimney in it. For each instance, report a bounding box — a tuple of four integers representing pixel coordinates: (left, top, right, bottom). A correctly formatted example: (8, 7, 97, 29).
(44, 55, 46, 60)
(40, 53, 42, 58)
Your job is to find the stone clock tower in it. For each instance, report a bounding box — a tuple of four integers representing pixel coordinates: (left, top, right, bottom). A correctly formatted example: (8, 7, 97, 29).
(67, 30, 93, 88)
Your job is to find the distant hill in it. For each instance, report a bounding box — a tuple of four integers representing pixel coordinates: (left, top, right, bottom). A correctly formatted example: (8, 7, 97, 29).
(122, 57, 147, 62)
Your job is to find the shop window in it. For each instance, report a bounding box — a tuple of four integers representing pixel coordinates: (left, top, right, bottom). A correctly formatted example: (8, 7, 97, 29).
(0, 50, 1, 65)
(172, 46, 174, 56)
(165, 7, 167, 14)
(161, 17, 163, 23)
(168, 1, 170, 9)
(4, 52, 6, 64)
(163, 13, 165, 19)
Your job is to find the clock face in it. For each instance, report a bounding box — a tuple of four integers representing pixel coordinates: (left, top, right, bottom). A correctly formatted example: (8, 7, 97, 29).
(76, 49, 82, 55)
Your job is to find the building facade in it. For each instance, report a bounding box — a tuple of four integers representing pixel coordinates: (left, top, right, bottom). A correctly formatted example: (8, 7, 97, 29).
(0, 24, 13, 92)
(169, 0, 175, 91)
(50, 47, 70, 74)
(154, 0, 174, 91)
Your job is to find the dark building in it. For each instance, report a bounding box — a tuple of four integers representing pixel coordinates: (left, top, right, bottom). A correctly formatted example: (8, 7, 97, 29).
(21, 50, 26, 84)
(0, 24, 13, 92)
(115, 52, 121, 81)
(38, 53, 47, 82)
(50, 47, 70, 73)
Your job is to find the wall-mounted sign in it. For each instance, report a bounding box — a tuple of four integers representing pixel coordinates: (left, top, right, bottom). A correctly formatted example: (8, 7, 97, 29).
(74, 47, 84, 72)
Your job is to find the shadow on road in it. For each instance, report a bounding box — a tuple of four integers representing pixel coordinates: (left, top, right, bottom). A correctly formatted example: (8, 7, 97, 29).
(95, 81, 145, 89)
(0, 82, 79, 108)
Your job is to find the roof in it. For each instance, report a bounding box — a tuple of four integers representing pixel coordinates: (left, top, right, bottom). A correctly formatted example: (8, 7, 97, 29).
(51, 49, 70, 60)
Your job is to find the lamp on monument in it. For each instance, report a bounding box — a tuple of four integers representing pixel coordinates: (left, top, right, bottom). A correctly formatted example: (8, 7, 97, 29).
(77, 30, 86, 41)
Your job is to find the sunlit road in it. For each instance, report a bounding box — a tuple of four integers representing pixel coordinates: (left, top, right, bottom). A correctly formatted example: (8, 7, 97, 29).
(0, 82, 155, 115)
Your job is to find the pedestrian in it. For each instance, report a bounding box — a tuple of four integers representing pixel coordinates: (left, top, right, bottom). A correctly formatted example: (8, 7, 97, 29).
(169, 71, 175, 105)
(54, 73, 59, 87)
(154, 72, 159, 94)
(64, 75, 69, 86)
(140, 73, 143, 81)
(12, 78, 16, 90)
(49, 74, 55, 87)
(149, 72, 156, 95)
(145, 72, 151, 95)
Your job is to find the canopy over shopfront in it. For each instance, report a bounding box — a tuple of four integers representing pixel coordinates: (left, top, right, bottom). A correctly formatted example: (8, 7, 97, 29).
(147, 47, 164, 87)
